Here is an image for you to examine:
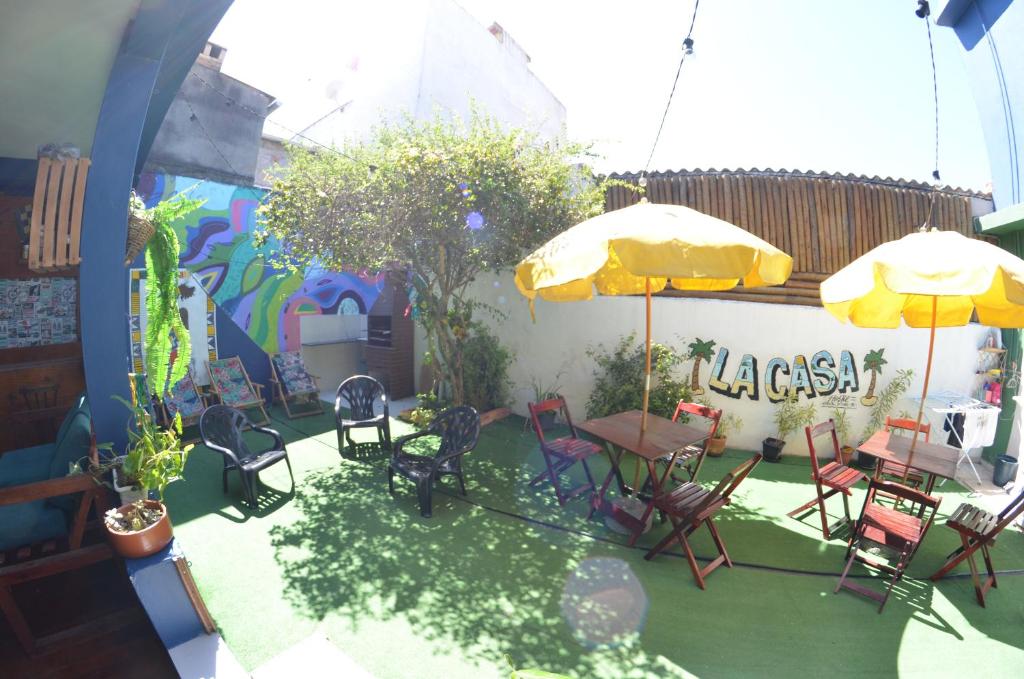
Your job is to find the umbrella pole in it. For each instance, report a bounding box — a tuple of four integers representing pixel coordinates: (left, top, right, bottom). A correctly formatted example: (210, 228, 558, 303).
(906, 296, 938, 478)
(641, 277, 652, 433)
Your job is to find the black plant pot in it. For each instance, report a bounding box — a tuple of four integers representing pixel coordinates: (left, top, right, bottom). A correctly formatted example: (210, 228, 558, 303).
(855, 451, 878, 471)
(762, 437, 786, 463)
(537, 411, 557, 431)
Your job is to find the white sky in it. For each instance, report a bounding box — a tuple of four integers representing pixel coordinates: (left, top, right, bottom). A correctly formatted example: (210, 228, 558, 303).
(212, 0, 992, 191)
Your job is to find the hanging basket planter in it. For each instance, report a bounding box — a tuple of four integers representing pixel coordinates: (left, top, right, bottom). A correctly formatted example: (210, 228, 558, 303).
(125, 210, 155, 265)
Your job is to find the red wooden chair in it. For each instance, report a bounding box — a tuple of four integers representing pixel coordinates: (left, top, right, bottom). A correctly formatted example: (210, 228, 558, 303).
(835, 478, 941, 612)
(930, 487, 1024, 607)
(655, 401, 721, 484)
(643, 453, 763, 589)
(787, 420, 866, 539)
(878, 417, 928, 489)
(527, 397, 601, 506)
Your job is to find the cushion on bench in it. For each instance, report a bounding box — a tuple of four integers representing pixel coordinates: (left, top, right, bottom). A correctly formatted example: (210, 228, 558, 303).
(0, 444, 55, 489)
(0, 500, 69, 553)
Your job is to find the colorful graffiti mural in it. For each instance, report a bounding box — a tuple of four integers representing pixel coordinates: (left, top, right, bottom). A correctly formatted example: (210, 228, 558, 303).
(136, 173, 385, 353)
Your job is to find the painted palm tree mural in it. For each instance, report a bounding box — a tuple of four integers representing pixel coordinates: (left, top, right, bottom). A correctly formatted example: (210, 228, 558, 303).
(687, 338, 717, 396)
(860, 348, 887, 406)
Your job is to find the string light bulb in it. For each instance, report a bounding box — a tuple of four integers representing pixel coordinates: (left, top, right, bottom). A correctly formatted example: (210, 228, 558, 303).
(683, 37, 694, 56)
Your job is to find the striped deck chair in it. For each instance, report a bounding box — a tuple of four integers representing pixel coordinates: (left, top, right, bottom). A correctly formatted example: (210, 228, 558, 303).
(269, 351, 323, 419)
(208, 356, 270, 426)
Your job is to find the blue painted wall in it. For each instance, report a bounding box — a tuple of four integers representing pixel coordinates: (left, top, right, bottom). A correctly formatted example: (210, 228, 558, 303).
(938, 0, 1022, 209)
(79, 1, 232, 449)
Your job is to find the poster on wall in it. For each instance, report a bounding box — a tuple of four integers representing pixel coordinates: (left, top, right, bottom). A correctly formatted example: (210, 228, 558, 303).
(0, 277, 77, 349)
(129, 269, 218, 386)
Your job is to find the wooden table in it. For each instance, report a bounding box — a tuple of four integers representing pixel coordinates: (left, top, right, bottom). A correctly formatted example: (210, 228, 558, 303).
(857, 430, 959, 494)
(577, 410, 708, 544)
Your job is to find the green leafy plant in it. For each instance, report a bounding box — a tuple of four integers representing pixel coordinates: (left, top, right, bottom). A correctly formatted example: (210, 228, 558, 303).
(831, 408, 852, 446)
(257, 108, 618, 406)
(585, 333, 691, 420)
(528, 369, 565, 403)
(860, 368, 915, 442)
(461, 323, 512, 412)
(772, 392, 817, 443)
(716, 412, 743, 439)
(136, 191, 205, 396)
(408, 390, 449, 429)
(114, 395, 192, 500)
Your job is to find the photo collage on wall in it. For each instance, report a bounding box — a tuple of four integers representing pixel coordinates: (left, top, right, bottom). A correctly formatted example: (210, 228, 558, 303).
(0, 277, 78, 349)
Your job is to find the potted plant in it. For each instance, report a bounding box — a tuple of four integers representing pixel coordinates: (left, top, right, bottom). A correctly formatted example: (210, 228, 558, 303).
(529, 371, 565, 430)
(104, 396, 192, 559)
(856, 369, 914, 469)
(763, 393, 816, 462)
(831, 408, 855, 465)
(708, 412, 742, 457)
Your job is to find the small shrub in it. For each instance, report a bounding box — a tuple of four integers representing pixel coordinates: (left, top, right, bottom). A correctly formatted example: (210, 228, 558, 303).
(772, 392, 816, 443)
(461, 323, 512, 412)
(585, 333, 690, 420)
(860, 369, 915, 442)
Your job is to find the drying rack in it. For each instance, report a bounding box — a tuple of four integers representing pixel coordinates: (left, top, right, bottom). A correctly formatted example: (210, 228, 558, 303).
(910, 389, 999, 488)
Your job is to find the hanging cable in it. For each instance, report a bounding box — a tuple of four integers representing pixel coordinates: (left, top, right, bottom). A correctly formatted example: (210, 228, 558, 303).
(917, 0, 942, 229)
(641, 0, 701, 183)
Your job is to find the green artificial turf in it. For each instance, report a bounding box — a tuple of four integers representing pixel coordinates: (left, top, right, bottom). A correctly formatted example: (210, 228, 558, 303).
(164, 407, 1024, 678)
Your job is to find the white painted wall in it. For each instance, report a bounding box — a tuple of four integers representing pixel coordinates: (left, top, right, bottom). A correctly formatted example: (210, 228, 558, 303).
(416, 273, 995, 456)
(264, 0, 566, 148)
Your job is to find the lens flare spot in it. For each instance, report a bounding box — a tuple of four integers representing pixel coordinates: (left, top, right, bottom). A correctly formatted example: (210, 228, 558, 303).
(561, 557, 648, 648)
(466, 211, 485, 231)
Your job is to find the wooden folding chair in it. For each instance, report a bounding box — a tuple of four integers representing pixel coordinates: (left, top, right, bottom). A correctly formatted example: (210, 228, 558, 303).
(527, 397, 601, 507)
(877, 417, 928, 489)
(161, 370, 208, 442)
(208, 356, 270, 426)
(930, 488, 1024, 607)
(657, 401, 721, 484)
(644, 453, 763, 589)
(835, 478, 941, 612)
(268, 351, 323, 419)
(787, 419, 866, 539)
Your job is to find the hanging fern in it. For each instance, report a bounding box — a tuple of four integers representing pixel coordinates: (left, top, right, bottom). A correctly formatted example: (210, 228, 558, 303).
(140, 192, 204, 396)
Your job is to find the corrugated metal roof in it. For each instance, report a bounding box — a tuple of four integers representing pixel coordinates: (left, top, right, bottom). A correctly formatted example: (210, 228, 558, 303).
(607, 168, 991, 199)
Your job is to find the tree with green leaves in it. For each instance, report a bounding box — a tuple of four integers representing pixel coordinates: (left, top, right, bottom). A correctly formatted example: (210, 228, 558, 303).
(258, 110, 613, 405)
(860, 348, 888, 406)
(687, 338, 717, 395)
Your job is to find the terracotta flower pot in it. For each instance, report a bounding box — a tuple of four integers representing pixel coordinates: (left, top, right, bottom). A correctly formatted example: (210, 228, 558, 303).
(707, 436, 727, 457)
(105, 500, 173, 559)
(840, 445, 855, 466)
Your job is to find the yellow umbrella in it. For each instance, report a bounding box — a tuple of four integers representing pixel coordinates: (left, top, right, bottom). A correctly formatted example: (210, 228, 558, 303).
(821, 228, 1024, 462)
(515, 201, 793, 431)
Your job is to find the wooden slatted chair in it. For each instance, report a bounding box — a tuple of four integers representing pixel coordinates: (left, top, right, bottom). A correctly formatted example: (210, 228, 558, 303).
(835, 478, 941, 612)
(527, 397, 601, 507)
(929, 488, 1024, 607)
(657, 401, 721, 484)
(643, 453, 763, 589)
(268, 351, 323, 419)
(878, 417, 928, 490)
(208, 356, 270, 426)
(787, 420, 867, 539)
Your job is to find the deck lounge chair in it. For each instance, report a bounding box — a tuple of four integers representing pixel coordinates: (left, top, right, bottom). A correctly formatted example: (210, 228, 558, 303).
(268, 351, 323, 419)
(208, 356, 270, 426)
(161, 371, 208, 441)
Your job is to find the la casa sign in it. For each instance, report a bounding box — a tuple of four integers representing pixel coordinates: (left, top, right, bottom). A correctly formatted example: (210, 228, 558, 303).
(697, 347, 861, 403)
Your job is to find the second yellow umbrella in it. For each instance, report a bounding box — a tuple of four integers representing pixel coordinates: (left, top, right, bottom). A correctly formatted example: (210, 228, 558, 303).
(821, 228, 1024, 464)
(515, 201, 793, 431)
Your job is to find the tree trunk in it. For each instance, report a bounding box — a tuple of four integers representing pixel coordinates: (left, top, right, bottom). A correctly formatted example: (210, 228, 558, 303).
(860, 370, 878, 406)
(690, 358, 704, 395)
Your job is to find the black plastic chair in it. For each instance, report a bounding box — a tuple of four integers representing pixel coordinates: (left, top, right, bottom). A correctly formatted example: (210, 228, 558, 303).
(200, 404, 294, 509)
(388, 406, 480, 517)
(335, 375, 391, 457)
